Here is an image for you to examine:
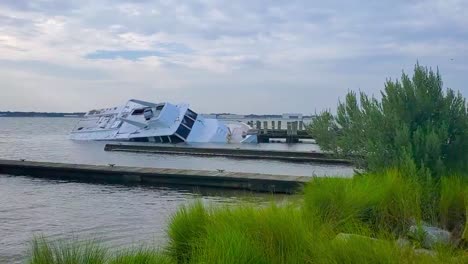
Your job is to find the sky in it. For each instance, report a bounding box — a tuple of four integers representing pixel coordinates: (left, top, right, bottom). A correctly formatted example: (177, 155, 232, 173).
(0, 0, 467, 114)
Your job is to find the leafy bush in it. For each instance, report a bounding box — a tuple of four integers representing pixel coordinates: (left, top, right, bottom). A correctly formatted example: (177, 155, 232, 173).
(309, 63, 468, 177)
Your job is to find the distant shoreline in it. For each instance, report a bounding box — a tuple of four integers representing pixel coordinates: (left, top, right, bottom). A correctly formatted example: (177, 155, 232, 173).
(0, 112, 85, 117)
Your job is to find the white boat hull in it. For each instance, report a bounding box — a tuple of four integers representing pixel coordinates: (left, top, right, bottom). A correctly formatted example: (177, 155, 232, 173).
(70, 99, 257, 144)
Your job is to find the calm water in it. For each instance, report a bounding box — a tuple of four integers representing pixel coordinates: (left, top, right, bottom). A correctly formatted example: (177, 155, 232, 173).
(0, 117, 353, 176)
(0, 175, 274, 263)
(0, 117, 353, 262)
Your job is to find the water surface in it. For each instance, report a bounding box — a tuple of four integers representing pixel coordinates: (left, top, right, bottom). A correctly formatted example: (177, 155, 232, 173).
(0, 117, 353, 176)
(0, 117, 353, 262)
(0, 174, 274, 263)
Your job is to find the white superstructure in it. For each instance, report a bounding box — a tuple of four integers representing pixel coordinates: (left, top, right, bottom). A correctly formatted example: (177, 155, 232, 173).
(70, 99, 257, 144)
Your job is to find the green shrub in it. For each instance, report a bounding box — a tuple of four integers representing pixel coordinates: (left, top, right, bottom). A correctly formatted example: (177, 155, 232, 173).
(309, 63, 468, 177)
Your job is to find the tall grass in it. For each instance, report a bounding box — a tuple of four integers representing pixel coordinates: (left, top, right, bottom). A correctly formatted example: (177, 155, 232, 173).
(165, 170, 467, 264)
(167, 201, 207, 263)
(109, 248, 174, 264)
(27, 170, 467, 264)
(439, 176, 467, 234)
(28, 236, 107, 264)
(303, 170, 422, 235)
(28, 236, 174, 264)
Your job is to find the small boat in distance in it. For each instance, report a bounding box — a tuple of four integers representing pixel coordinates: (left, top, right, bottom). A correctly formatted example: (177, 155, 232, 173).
(70, 99, 258, 144)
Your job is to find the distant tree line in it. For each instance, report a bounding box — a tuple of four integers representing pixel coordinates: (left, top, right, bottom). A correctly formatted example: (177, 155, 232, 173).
(0, 111, 85, 117)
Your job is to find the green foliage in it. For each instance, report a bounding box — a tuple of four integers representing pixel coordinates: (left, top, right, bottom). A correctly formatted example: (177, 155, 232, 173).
(109, 248, 174, 264)
(27, 171, 468, 264)
(304, 170, 422, 235)
(439, 176, 468, 233)
(166, 201, 207, 263)
(310, 64, 468, 177)
(167, 204, 319, 264)
(28, 237, 173, 264)
(164, 172, 467, 263)
(28, 236, 107, 264)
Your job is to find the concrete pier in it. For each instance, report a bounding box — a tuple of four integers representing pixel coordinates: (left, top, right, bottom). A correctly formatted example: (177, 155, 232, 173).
(0, 159, 310, 193)
(256, 128, 313, 143)
(104, 144, 351, 164)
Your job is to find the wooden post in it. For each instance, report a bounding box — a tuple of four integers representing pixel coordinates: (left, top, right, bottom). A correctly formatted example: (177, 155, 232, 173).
(292, 121, 298, 135)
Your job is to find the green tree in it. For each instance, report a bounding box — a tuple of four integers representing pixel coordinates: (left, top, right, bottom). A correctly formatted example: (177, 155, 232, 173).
(309, 64, 468, 177)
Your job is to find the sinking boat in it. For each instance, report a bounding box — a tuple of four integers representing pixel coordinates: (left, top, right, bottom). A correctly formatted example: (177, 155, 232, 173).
(70, 99, 257, 144)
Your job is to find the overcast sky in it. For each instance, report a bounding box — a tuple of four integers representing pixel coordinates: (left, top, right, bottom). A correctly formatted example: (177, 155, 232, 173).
(0, 0, 467, 114)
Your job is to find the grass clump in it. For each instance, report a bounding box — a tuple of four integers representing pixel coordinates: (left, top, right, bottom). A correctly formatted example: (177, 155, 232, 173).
(167, 201, 207, 263)
(439, 176, 467, 234)
(304, 170, 422, 235)
(29, 236, 107, 264)
(28, 236, 174, 264)
(109, 248, 174, 264)
(169, 203, 318, 264)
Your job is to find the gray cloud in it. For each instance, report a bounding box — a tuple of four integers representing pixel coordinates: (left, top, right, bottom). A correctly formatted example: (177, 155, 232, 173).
(0, 0, 466, 113)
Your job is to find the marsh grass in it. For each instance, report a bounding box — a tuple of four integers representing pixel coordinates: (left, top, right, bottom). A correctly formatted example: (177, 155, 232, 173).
(28, 236, 173, 264)
(167, 201, 207, 263)
(29, 236, 107, 264)
(28, 170, 467, 264)
(165, 170, 467, 263)
(304, 170, 422, 235)
(439, 176, 467, 234)
(109, 247, 174, 264)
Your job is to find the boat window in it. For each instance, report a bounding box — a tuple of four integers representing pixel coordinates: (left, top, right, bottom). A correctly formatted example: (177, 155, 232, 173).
(131, 137, 149, 142)
(110, 120, 123, 129)
(156, 105, 164, 110)
(182, 115, 195, 128)
(131, 108, 147, 115)
(161, 136, 170, 143)
(175, 124, 191, 139)
(186, 109, 198, 120)
(169, 135, 184, 143)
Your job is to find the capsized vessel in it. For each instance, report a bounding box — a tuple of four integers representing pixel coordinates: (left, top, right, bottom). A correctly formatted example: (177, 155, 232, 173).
(70, 99, 257, 144)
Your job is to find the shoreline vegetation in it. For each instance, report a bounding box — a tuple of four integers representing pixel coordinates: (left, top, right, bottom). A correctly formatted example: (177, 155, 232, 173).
(28, 170, 467, 264)
(27, 63, 467, 263)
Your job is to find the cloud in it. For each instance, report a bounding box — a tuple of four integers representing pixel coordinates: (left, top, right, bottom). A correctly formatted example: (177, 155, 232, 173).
(0, 0, 467, 113)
